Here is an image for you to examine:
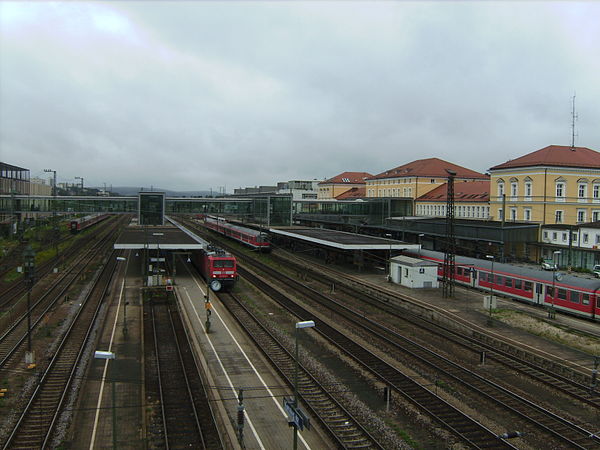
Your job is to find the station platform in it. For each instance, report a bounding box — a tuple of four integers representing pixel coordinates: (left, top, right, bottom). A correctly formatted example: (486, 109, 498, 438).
(174, 259, 334, 449)
(270, 227, 419, 251)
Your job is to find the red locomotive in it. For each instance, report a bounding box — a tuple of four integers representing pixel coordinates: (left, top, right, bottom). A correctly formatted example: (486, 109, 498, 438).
(191, 245, 237, 292)
(200, 216, 271, 252)
(405, 248, 600, 320)
(68, 214, 109, 233)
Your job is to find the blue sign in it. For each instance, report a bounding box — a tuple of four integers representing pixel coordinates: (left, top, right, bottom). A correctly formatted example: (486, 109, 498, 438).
(283, 397, 310, 431)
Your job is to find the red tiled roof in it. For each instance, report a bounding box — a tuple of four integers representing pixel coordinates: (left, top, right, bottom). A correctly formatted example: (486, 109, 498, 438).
(367, 158, 487, 180)
(416, 180, 490, 202)
(490, 145, 600, 170)
(335, 187, 366, 200)
(319, 171, 372, 185)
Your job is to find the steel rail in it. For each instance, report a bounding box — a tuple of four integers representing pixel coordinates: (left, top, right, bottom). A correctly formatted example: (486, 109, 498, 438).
(1, 251, 120, 449)
(219, 291, 383, 450)
(0, 218, 125, 370)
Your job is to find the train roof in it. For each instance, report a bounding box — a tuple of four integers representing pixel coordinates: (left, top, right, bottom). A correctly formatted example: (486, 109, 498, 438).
(205, 217, 264, 237)
(415, 248, 600, 291)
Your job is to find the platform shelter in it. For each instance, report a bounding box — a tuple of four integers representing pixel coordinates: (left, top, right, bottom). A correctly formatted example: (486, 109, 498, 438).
(269, 227, 420, 271)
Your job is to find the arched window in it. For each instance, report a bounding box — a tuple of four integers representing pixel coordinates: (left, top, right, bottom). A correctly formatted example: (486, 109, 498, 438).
(509, 177, 518, 198)
(577, 178, 589, 200)
(497, 178, 505, 197)
(524, 176, 533, 199)
(555, 177, 566, 200)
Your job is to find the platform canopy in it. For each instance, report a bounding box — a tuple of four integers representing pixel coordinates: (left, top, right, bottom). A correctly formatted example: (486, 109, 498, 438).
(114, 225, 206, 250)
(269, 227, 420, 251)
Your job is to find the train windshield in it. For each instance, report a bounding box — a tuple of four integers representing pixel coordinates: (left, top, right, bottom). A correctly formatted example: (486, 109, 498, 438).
(213, 259, 235, 268)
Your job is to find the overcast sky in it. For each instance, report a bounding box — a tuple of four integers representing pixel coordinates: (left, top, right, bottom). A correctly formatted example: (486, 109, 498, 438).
(1, 2, 599, 192)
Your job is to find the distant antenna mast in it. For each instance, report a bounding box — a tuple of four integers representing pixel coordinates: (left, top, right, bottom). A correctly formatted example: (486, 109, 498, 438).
(571, 92, 578, 150)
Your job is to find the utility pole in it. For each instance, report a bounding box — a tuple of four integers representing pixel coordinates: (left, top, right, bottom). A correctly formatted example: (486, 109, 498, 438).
(442, 169, 456, 298)
(23, 245, 36, 365)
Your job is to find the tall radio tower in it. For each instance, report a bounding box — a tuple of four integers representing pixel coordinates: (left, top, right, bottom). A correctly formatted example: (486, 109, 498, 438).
(571, 93, 578, 150)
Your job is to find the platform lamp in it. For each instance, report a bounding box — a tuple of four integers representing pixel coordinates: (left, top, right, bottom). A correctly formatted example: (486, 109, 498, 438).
(418, 234, 425, 257)
(485, 255, 495, 325)
(23, 245, 35, 362)
(293, 320, 315, 450)
(549, 250, 561, 319)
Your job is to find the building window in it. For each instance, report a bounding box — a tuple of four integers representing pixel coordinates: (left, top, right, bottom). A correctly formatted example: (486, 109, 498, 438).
(555, 210, 563, 223)
(579, 183, 587, 198)
(583, 233, 589, 243)
(562, 232, 567, 242)
(556, 183, 565, 198)
(431, 179, 435, 183)
(596, 234, 600, 244)
(594, 184, 600, 199)
(543, 231, 548, 239)
(577, 210, 586, 223)
(525, 182, 532, 197)
(498, 182, 505, 197)
(593, 211, 600, 222)
(552, 232, 558, 240)
(510, 208, 517, 221)
(524, 209, 531, 221)
(511, 182, 518, 197)
(498, 209, 503, 220)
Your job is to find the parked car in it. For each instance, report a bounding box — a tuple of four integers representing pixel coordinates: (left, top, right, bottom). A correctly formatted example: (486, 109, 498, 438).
(593, 265, 600, 278)
(541, 259, 557, 270)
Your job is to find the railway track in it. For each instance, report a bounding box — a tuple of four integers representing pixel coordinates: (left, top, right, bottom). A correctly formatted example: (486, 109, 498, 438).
(1, 251, 121, 449)
(270, 249, 600, 403)
(0, 217, 125, 372)
(219, 291, 384, 450)
(0, 215, 120, 310)
(180, 217, 600, 447)
(237, 266, 515, 449)
(237, 260, 600, 449)
(144, 295, 223, 449)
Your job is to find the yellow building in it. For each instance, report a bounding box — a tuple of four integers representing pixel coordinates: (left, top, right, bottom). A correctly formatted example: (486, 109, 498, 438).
(489, 145, 600, 225)
(365, 157, 488, 199)
(317, 172, 372, 200)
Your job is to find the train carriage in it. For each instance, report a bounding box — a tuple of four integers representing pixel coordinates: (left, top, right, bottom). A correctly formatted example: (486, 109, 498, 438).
(68, 214, 109, 233)
(406, 248, 600, 320)
(200, 216, 271, 252)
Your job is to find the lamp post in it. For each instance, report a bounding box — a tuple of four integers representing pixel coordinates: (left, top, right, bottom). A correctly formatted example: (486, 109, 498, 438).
(94, 350, 117, 449)
(549, 250, 561, 319)
(23, 245, 35, 361)
(485, 255, 495, 325)
(43, 169, 58, 267)
(418, 233, 425, 257)
(116, 257, 128, 336)
(293, 320, 315, 450)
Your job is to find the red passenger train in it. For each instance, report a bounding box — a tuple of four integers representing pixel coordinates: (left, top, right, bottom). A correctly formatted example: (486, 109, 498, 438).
(68, 214, 109, 233)
(199, 216, 271, 252)
(404, 248, 600, 320)
(191, 245, 238, 292)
